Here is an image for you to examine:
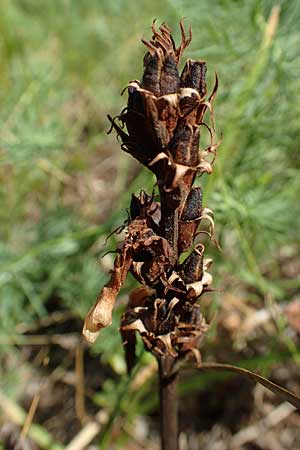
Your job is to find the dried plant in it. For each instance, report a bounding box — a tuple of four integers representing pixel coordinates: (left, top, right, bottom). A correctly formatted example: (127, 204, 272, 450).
(83, 20, 300, 450)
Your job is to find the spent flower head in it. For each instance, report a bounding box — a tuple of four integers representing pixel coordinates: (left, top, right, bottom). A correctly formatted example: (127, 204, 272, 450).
(83, 20, 219, 371)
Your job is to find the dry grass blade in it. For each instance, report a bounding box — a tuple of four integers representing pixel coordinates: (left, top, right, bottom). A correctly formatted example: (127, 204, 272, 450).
(75, 345, 86, 424)
(198, 363, 300, 410)
(0, 390, 63, 450)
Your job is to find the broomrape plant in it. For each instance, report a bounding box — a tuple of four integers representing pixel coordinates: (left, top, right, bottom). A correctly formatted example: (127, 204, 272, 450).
(82, 21, 300, 450)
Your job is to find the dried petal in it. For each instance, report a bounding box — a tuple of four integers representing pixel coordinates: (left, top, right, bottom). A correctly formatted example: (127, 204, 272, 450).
(121, 318, 149, 335)
(180, 59, 207, 97)
(83, 242, 133, 343)
(156, 333, 178, 357)
(180, 243, 205, 283)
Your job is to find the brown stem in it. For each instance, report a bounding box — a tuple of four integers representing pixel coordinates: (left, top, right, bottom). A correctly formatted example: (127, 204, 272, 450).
(158, 356, 179, 450)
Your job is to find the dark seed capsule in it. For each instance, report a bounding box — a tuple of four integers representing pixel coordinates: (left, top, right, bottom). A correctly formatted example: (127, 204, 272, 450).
(180, 244, 204, 283)
(160, 55, 180, 95)
(178, 187, 203, 252)
(180, 59, 207, 98)
(179, 90, 200, 118)
(129, 192, 160, 236)
(181, 187, 203, 221)
(127, 87, 145, 117)
(142, 53, 162, 97)
(130, 194, 142, 219)
(168, 122, 193, 165)
(178, 221, 198, 253)
(120, 327, 137, 374)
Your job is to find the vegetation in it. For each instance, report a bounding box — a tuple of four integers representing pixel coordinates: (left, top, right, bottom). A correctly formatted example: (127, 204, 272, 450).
(0, 1, 300, 449)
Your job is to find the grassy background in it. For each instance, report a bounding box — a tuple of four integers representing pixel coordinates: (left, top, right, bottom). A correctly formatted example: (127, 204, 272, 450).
(0, 0, 300, 448)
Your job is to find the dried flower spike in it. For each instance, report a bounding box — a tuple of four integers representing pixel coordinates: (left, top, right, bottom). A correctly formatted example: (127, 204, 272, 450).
(84, 20, 218, 366)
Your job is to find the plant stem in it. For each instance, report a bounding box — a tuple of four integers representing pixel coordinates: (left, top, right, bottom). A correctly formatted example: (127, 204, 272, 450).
(158, 356, 179, 450)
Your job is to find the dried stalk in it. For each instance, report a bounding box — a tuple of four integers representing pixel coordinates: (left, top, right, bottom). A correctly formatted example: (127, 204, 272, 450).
(158, 356, 178, 450)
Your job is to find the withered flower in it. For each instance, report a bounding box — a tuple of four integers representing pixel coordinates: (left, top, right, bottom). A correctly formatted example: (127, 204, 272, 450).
(83, 21, 218, 364)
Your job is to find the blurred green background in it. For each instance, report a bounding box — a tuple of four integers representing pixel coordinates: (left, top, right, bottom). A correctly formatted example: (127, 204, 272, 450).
(0, 0, 300, 449)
